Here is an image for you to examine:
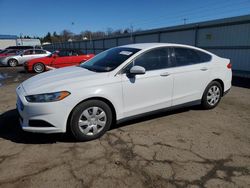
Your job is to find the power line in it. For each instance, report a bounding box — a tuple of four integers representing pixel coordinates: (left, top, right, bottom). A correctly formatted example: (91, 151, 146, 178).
(128, 0, 220, 25)
(151, 4, 250, 27)
(129, 0, 250, 28)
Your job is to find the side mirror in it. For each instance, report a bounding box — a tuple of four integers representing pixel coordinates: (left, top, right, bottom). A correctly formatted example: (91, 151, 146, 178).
(129, 65, 146, 75)
(20, 54, 23, 56)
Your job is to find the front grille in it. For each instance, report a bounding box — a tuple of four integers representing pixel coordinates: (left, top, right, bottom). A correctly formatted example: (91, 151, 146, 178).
(17, 109, 23, 123)
(17, 97, 24, 111)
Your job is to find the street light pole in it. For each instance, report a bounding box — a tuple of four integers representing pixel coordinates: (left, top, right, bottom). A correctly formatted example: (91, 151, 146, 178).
(20, 33, 23, 46)
(130, 24, 134, 42)
(183, 18, 187, 25)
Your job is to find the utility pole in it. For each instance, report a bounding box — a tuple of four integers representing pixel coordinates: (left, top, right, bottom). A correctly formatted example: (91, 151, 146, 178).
(130, 24, 134, 42)
(20, 33, 23, 46)
(183, 18, 187, 25)
(89, 32, 92, 45)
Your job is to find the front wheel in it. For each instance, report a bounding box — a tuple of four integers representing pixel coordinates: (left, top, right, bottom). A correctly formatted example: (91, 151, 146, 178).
(69, 100, 113, 141)
(8, 59, 18, 67)
(33, 63, 45, 73)
(201, 81, 222, 109)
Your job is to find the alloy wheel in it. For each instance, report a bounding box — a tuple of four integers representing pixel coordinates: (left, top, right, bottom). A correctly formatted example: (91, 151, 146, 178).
(9, 59, 17, 67)
(78, 106, 107, 136)
(207, 85, 221, 106)
(34, 63, 44, 73)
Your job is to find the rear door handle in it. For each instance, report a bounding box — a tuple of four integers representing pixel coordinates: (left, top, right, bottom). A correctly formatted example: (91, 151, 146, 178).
(160, 72, 170, 77)
(200, 67, 208, 71)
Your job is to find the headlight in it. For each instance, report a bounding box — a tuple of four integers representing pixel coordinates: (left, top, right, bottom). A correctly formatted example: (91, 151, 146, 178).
(25, 91, 70, 103)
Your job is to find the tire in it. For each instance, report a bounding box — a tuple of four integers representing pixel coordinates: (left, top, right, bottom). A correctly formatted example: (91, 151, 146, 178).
(8, 59, 18, 67)
(70, 100, 113, 141)
(201, 81, 222, 109)
(33, 63, 45, 73)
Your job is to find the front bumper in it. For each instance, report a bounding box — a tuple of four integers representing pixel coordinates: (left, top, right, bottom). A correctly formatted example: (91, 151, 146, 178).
(16, 84, 69, 134)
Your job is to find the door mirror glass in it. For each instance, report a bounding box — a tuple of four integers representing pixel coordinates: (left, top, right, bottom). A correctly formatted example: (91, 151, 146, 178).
(129, 65, 146, 75)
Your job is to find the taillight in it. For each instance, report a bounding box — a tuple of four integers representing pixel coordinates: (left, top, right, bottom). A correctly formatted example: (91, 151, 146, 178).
(227, 62, 232, 69)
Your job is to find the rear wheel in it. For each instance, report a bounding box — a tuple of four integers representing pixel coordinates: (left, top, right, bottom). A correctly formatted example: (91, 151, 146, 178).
(33, 63, 45, 73)
(201, 81, 222, 109)
(8, 59, 18, 67)
(70, 100, 113, 141)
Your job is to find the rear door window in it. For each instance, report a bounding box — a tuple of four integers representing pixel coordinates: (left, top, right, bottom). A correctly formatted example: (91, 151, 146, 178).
(23, 50, 34, 55)
(58, 50, 69, 57)
(173, 47, 211, 67)
(34, 50, 46, 54)
(72, 50, 84, 56)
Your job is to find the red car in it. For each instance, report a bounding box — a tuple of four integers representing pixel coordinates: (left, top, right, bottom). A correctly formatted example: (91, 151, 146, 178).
(24, 50, 94, 73)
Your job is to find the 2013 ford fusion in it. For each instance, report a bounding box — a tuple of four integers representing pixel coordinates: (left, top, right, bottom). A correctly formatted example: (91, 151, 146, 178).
(16, 43, 232, 141)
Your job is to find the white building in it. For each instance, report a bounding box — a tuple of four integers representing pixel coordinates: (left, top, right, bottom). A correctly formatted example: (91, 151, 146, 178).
(0, 35, 17, 49)
(0, 35, 41, 49)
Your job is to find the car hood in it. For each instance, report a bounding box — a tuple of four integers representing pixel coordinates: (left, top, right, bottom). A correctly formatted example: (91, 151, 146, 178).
(22, 66, 110, 95)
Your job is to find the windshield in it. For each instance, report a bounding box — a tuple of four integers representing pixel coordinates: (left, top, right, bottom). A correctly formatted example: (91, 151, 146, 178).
(80, 47, 140, 72)
(47, 50, 58, 57)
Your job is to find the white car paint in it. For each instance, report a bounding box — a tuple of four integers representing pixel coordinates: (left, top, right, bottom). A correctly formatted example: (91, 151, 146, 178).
(16, 43, 232, 133)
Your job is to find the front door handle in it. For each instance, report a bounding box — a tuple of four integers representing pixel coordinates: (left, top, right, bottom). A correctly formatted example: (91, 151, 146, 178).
(160, 72, 170, 77)
(200, 67, 208, 71)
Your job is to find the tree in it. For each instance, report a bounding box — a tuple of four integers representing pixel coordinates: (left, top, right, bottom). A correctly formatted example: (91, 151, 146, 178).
(51, 31, 60, 43)
(40, 27, 143, 43)
(61, 30, 74, 42)
(42, 32, 52, 43)
(23, 35, 31, 39)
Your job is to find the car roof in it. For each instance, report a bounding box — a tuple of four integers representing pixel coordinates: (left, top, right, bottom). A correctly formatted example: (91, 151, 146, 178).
(120, 43, 214, 55)
(23, 49, 45, 51)
(120, 43, 169, 49)
(122, 43, 198, 49)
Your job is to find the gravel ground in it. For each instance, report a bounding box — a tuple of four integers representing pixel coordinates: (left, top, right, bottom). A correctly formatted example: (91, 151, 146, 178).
(0, 67, 250, 188)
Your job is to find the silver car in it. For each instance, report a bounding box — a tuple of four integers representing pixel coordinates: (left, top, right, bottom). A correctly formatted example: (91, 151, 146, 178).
(0, 49, 51, 67)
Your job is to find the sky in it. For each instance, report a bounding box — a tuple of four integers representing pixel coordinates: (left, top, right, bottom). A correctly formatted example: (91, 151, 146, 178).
(0, 0, 249, 37)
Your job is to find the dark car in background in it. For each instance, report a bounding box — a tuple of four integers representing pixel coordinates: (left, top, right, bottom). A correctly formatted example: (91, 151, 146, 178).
(6, 45, 42, 50)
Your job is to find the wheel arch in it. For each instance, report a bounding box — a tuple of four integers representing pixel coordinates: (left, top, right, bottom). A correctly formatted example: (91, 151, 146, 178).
(66, 96, 117, 132)
(33, 62, 46, 72)
(8, 58, 18, 65)
(211, 78, 224, 95)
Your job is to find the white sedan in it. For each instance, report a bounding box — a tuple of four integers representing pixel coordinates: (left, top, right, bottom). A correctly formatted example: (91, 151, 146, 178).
(16, 43, 232, 141)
